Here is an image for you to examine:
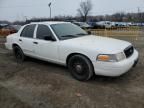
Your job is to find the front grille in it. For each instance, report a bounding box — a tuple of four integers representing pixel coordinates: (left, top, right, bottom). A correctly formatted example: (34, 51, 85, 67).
(124, 46, 134, 58)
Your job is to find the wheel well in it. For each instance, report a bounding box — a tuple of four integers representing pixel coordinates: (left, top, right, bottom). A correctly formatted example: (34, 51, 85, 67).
(12, 43, 19, 49)
(66, 53, 93, 66)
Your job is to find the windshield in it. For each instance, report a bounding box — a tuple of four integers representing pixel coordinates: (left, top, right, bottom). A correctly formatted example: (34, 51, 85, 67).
(50, 23, 88, 40)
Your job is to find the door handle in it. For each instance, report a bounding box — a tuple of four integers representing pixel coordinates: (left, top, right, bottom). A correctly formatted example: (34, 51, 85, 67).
(33, 42, 38, 44)
(19, 39, 22, 42)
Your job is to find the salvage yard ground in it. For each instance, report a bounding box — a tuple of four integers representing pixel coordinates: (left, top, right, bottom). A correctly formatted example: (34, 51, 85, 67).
(0, 35, 144, 108)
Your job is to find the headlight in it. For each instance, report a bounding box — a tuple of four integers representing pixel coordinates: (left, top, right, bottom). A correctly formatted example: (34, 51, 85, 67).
(115, 52, 126, 61)
(97, 52, 126, 62)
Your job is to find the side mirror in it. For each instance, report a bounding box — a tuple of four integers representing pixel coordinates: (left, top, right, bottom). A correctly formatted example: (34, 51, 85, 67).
(44, 36, 56, 41)
(87, 31, 91, 35)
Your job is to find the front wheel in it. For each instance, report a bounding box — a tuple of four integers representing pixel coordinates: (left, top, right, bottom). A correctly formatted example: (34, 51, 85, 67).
(68, 55, 94, 81)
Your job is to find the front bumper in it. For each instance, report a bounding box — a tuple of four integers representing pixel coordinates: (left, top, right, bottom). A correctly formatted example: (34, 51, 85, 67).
(93, 49, 139, 77)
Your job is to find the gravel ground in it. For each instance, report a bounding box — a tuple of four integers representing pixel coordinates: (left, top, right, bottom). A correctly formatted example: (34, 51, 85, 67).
(0, 36, 144, 108)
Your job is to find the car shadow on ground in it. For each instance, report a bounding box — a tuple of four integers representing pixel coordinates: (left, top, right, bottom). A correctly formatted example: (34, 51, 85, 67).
(21, 56, 132, 84)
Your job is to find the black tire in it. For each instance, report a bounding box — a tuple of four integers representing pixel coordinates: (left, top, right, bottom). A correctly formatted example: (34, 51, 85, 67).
(13, 46, 25, 63)
(68, 55, 94, 81)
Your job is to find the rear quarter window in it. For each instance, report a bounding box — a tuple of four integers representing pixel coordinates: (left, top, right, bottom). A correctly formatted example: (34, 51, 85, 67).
(20, 24, 36, 38)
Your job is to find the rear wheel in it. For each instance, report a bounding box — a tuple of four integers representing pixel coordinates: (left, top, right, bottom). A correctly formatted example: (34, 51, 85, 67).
(68, 55, 94, 81)
(13, 46, 25, 63)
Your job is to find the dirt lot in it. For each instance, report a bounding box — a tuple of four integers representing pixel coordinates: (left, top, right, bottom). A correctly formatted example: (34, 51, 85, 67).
(0, 36, 144, 108)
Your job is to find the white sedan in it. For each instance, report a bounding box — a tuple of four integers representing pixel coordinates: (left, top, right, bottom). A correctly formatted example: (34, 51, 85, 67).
(5, 22, 139, 81)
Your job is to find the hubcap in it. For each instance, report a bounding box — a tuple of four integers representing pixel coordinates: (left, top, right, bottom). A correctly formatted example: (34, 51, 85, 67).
(75, 64, 83, 74)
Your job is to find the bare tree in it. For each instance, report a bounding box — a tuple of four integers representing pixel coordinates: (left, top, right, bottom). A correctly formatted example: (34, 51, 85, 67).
(77, 0, 92, 22)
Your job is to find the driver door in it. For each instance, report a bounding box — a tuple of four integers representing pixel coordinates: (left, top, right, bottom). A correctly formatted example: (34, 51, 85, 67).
(34, 24, 59, 62)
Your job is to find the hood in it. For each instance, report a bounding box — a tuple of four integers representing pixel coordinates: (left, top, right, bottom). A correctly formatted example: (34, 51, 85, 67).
(61, 35, 132, 54)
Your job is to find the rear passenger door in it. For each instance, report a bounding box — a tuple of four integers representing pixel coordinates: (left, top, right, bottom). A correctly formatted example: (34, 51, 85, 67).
(19, 24, 36, 56)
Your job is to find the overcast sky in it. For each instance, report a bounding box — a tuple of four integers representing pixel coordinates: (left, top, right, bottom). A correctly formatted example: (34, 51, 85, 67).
(0, 0, 144, 22)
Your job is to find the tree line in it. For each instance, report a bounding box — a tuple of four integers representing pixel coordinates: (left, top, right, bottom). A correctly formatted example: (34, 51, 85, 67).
(0, 0, 143, 25)
(8, 12, 144, 25)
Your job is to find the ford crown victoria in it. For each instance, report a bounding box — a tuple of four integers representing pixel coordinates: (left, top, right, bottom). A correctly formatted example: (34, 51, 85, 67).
(5, 22, 139, 81)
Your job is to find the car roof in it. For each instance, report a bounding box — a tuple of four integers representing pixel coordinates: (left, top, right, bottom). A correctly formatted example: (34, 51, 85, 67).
(30, 21, 70, 25)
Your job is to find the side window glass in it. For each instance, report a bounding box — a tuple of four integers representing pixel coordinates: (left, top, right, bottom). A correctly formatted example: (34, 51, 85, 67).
(20, 24, 36, 38)
(36, 24, 53, 40)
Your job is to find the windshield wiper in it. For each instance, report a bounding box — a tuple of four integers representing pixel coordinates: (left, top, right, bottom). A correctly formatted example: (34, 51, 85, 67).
(75, 33, 88, 36)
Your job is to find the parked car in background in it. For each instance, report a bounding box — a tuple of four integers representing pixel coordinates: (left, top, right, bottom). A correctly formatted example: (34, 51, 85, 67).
(115, 22, 129, 27)
(96, 21, 113, 29)
(73, 22, 92, 29)
(5, 22, 139, 81)
(1, 25, 20, 35)
(12, 25, 22, 31)
(0, 24, 8, 29)
(86, 22, 97, 29)
(87, 21, 142, 29)
(65, 20, 77, 23)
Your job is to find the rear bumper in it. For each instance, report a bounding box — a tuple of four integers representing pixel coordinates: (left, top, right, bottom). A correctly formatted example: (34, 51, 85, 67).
(5, 42, 12, 50)
(93, 49, 139, 77)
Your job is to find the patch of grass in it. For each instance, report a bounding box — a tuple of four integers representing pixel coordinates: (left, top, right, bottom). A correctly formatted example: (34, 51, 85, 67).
(89, 27, 143, 37)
